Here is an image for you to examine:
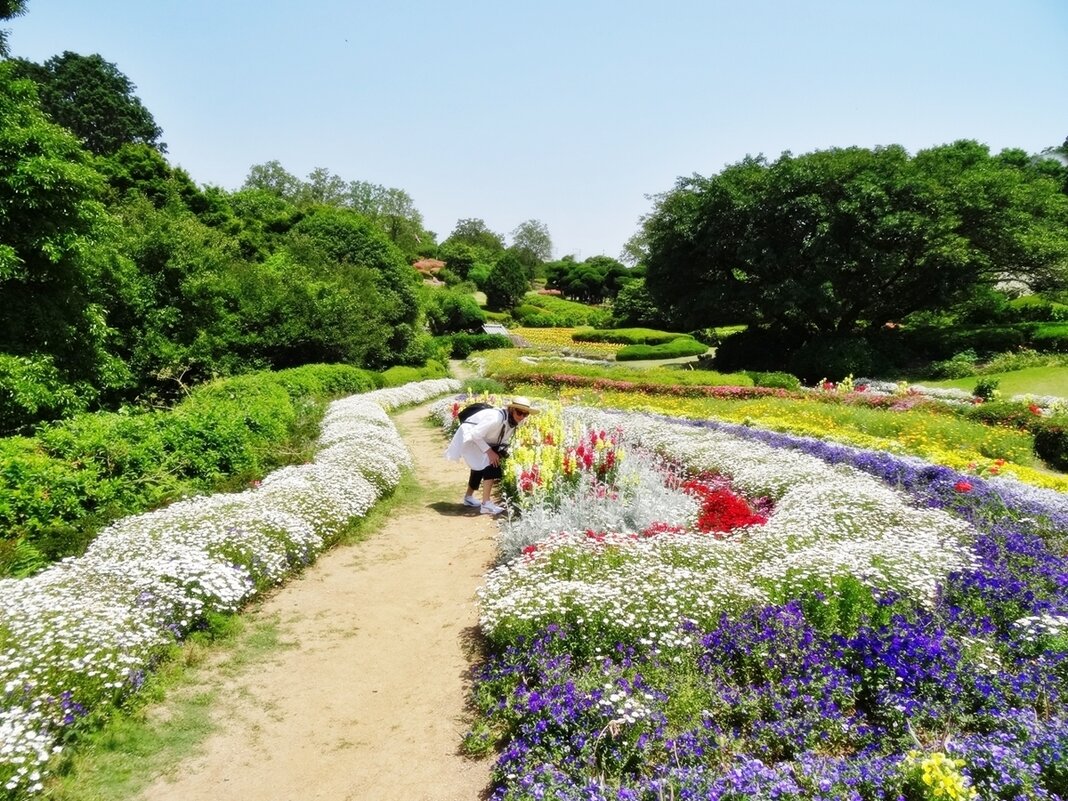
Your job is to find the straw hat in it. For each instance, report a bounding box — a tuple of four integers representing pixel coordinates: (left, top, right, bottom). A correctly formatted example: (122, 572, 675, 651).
(506, 395, 539, 415)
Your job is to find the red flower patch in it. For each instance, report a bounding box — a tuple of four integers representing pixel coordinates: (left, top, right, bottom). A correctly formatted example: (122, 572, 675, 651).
(682, 474, 768, 537)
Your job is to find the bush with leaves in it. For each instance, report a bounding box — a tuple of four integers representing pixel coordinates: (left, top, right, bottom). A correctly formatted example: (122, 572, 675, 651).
(0, 354, 90, 436)
(0, 364, 384, 575)
(422, 286, 486, 335)
(1032, 418, 1068, 471)
(614, 338, 709, 361)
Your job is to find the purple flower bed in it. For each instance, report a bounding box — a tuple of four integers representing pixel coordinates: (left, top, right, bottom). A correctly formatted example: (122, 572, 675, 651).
(472, 413, 1068, 800)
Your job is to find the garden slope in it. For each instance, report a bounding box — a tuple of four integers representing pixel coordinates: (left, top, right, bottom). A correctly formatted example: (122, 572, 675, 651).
(138, 402, 495, 801)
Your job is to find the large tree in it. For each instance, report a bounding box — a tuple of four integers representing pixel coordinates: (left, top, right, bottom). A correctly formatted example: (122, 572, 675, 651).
(446, 218, 505, 254)
(10, 52, 164, 155)
(347, 180, 433, 256)
(510, 219, 553, 263)
(0, 62, 122, 389)
(484, 252, 529, 310)
(643, 142, 1068, 337)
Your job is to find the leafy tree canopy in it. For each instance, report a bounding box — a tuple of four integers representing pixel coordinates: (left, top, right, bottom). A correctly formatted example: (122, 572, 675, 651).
(643, 141, 1068, 338)
(545, 254, 633, 303)
(0, 62, 121, 388)
(510, 219, 553, 263)
(95, 142, 204, 211)
(10, 51, 165, 155)
(445, 217, 505, 254)
(0, 0, 26, 57)
(287, 207, 422, 366)
(241, 162, 433, 257)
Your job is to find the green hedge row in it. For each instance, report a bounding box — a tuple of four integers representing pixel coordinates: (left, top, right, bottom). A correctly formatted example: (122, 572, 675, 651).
(573, 327, 692, 345)
(431, 333, 513, 359)
(0, 363, 410, 577)
(615, 338, 710, 361)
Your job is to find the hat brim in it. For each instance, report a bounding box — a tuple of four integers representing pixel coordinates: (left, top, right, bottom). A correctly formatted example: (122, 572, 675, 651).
(507, 405, 539, 415)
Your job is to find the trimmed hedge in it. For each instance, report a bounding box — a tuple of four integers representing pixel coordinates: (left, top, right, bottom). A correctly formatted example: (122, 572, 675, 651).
(573, 327, 692, 345)
(1033, 418, 1068, 471)
(433, 333, 512, 358)
(615, 338, 710, 361)
(380, 360, 447, 387)
(1029, 323, 1068, 353)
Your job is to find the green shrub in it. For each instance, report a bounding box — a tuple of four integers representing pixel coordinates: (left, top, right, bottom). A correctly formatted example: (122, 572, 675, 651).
(436, 333, 512, 358)
(973, 377, 1001, 401)
(960, 400, 1042, 431)
(1029, 323, 1068, 353)
(1008, 295, 1068, 323)
(928, 350, 979, 379)
(422, 287, 486, 334)
(746, 371, 802, 391)
(902, 326, 1029, 361)
(981, 349, 1067, 374)
(380, 361, 446, 386)
(514, 294, 610, 327)
(0, 354, 91, 435)
(574, 328, 691, 345)
(269, 364, 382, 397)
(0, 364, 398, 573)
(1033, 419, 1068, 470)
(712, 328, 798, 373)
(511, 304, 562, 327)
(615, 338, 709, 361)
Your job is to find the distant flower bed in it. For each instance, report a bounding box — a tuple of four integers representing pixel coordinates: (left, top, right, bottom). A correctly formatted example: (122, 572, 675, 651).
(511, 327, 624, 356)
(0, 379, 460, 798)
(459, 404, 1068, 801)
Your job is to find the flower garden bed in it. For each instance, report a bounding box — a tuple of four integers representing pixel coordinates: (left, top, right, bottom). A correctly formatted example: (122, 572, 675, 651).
(436, 396, 1068, 801)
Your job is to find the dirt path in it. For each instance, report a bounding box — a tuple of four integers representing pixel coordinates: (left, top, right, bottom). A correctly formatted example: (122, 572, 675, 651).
(138, 402, 497, 801)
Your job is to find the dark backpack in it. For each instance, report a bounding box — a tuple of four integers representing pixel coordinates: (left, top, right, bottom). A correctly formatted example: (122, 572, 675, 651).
(457, 402, 494, 422)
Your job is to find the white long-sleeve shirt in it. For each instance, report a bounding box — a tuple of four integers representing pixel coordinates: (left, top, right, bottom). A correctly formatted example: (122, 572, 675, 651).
(443, 407, 514, 470)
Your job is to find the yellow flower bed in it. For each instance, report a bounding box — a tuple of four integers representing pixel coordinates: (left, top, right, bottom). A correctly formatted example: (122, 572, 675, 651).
(551, 386, 1068, 493)
(511, 327, 623, 357)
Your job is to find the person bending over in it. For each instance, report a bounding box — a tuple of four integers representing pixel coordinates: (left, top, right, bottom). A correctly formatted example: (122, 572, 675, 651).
(444, 396, 537, 515)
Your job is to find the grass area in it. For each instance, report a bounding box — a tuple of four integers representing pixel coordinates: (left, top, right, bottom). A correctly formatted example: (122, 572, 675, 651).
(916, 365, 1068, 398)
(45, 613, 288, 801)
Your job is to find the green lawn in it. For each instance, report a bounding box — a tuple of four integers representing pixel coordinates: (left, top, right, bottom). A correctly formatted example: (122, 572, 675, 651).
(917, 365, 1068, 398)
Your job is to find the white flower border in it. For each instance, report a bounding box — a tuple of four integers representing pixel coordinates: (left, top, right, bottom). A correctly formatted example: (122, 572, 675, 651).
(0, 378, 459, 796)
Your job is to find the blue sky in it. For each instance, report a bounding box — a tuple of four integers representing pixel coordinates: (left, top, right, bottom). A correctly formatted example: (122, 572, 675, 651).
(6, 0, 1067, 260)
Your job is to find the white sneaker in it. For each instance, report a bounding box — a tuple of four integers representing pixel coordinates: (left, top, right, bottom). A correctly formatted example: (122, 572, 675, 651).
(480, 501, 505, 515)
(462, 496, 480, 508)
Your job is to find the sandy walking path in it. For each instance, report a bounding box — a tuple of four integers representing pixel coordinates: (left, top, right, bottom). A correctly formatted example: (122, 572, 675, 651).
(138, 402, 497, 801)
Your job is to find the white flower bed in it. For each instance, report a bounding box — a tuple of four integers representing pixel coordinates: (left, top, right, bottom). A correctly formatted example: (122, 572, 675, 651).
(855, 377, 1068, 413)
(479, 408, 977, 648)
(0, 378, 459, 797)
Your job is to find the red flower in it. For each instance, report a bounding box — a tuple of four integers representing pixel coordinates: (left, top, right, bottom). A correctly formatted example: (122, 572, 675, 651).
(954, 480, 973, 493)
(522, 544, 539, 556)
(1029, 403, 1042, 415)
